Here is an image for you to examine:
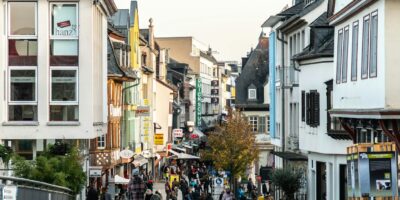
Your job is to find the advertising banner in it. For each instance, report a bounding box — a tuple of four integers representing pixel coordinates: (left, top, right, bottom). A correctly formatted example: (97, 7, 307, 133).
(154, 134, 164, 145)
(195, 78, 202, 127)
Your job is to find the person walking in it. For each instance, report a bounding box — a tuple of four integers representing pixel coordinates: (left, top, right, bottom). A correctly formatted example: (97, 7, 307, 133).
(128, 169, 146, 200)
(87, 182, 99, 200)
(221, 189, 233, 200)
(165, 177, 172, 200)
(145, 189, 153, 200)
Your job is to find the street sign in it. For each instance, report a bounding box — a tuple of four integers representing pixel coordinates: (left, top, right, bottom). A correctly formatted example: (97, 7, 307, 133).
(119, 149, 134, 159)
(173, 129, 183, 138)
(136, 106, 150, 116)
(154, 134, 164, 145)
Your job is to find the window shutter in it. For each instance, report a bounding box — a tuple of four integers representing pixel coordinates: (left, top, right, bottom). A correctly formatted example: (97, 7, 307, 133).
(301, 91, 305, 121)
(315, 92, 320, 126)
(306, 93, 310, 125)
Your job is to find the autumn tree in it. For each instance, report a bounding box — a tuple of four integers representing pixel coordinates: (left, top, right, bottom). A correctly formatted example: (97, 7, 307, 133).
(201, 110, 259, 193)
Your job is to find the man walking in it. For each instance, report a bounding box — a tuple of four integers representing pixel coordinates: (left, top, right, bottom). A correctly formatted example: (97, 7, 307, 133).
(128, 169, 146, 200)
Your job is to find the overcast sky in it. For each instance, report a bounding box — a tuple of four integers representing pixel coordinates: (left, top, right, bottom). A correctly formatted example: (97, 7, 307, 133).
(114, 0, 291, 63)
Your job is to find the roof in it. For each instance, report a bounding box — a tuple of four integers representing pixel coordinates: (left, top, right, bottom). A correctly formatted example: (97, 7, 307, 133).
(107, 37, 137, 80)
(261, 15, 285, 28)
(200, 51, 218, 64)
(277, 0, 325, 31)
(129, 1, 138, 27)
(293, 13, 334, 61)
(140, 29, 149, 42)
(235, 35, 269, 107)
(110, 9, 130, 28)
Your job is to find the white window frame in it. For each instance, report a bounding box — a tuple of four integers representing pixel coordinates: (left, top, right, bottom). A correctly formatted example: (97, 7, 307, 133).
(248, 88, 257, 100)
(97, 135, 106, 149)
(7, 2, 38, 38)
(258, 116, 266, 133)
(49, 67, 79, 105)
(8, 67, 38, 105)
(249, 116, 258, 133)
(49, 3, 79, 40)
(369, 11, 378, 78)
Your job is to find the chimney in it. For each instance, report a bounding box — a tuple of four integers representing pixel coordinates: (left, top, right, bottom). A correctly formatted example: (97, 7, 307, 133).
(149, 18, 155, 50)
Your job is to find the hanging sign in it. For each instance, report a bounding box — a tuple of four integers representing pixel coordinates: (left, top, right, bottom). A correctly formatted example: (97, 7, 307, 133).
(154, 134, 164, 145)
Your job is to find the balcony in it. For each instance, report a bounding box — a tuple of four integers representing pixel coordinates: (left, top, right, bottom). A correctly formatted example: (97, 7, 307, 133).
(326, 115, 351, 140)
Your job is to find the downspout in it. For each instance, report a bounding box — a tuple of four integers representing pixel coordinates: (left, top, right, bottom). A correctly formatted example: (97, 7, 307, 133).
(121, 78, 141, 151)
(277, 31, 286, 156)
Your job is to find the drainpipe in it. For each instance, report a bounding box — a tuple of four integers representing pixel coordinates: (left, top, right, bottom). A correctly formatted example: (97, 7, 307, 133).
(121, 78, 141, 151)
(277, 31, 286, 166)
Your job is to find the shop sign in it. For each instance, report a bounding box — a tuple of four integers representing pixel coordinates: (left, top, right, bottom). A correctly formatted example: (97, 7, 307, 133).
(119, 149, 134, 159)
(89, 167, 102, 177)
(211, 89, 219, 95)
(2, 186, 17, 200)
(195, 78, 202, 127)
(109, 105, 122, 117)
(173, 129, 183, 138)
(136, 106, 150, 116)
(154, 134, 164, 145)
(211, 80, 219, 87)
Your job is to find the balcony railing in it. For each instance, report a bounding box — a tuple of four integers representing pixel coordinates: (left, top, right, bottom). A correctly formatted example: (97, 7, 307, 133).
(275, 65, 299, 87)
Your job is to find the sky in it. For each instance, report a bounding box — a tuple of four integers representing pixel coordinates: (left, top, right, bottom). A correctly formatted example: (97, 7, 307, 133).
(114, 0, 292, 63)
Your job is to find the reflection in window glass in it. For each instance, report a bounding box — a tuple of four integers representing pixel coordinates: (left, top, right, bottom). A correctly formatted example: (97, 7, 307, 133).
(10, 70, 36, 101)
(8, 105, 37, 121)
(51, 4, 78, 37)
(51, 70, 77, 101)
(50, 105, 78, 121)
(8, 39, 38, 66)
(50, 40, 78, 66)
(9, 2, 36, 36)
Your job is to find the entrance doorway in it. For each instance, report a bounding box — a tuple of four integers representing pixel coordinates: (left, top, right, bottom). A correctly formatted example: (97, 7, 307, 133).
(316, 162, 326, 200)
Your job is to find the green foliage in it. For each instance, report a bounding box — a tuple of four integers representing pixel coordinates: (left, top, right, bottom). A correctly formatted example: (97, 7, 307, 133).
(201, 110, 259, 178)
(270, 167, 302, 199)
(0, 144, 13, 165)
(12, 147, 86, 194)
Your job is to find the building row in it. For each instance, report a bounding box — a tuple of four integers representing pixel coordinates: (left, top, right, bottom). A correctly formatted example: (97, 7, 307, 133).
(263, 0, 400, 199)
(0, 0, 237, 197)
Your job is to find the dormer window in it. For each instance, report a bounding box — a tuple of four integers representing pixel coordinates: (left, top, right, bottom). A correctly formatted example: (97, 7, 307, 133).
(248, 84, 257, 100)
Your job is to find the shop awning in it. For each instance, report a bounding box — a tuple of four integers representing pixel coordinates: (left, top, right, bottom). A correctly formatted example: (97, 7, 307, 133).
(169, 150, 200, 160)
(272, 151, 307, 161)
(111, 175, 130, 184)
(133, 154, 148, 167)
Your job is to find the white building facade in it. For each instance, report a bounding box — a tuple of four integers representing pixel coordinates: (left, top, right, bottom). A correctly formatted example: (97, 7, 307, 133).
(0, 0, 115, 158)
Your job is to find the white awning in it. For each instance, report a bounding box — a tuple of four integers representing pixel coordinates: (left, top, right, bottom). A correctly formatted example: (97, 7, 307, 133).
(169, 150, 200, 160)
(111, 175, 130, 184)
(133, 155, 148, 167)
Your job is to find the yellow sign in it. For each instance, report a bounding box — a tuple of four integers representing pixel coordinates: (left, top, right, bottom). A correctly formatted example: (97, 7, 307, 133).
(154, 134, 164, 145)
(144, 99, 149, 106)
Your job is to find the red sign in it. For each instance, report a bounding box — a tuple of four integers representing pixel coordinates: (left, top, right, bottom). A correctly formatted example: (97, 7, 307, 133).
(57, 20, 71, 28)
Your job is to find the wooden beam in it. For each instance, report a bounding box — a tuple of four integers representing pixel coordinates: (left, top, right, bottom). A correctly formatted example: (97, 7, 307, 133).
(340, 118, 356, 143)
(379, 119, 400, 153)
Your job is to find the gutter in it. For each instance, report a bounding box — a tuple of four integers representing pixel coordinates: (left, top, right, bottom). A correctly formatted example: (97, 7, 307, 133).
(277, 31, 286, 166)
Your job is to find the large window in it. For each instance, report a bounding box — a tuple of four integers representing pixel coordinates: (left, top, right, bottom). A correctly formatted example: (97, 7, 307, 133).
(249, 116, 258, 132)
(369, 11, 378, 77)
(361, 15, 370, 79)
(342, 27, 349, 83)
(8, 69, 37, 121)
(351, 21, 359, 81)
(336, 29, 343, 84)
(50, 69, 78, 121)
(50, 3, 79, 121)
(7, 2, 38, 122)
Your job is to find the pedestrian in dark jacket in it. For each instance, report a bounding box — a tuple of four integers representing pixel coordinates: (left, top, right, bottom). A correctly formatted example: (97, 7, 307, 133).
(128, 169, 146, 200)
(87, 182, 99, 200)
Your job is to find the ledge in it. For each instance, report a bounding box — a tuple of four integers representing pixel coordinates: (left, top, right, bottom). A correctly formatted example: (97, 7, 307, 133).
(2, 121, 39, 126)
(47, 121, 80, 126)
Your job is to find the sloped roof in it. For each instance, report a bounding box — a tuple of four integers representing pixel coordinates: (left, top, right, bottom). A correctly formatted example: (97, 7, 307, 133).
(277, 0, 324, 30)
(110, 9, 129, 28)
(235, 36, 269, 107)
(108, 38, 124, 77)
(200, 51, 218, 64)
(293, 13, 334, 61)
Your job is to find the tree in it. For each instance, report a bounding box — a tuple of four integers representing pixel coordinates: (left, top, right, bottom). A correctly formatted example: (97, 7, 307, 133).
(201, 110, 259, 194)
(12, 146, 86, 194)
(270, 167, 302, 199)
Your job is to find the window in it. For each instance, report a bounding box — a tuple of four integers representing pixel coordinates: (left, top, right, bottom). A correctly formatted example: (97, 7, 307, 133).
(342, 27, 349, 83)
(351, 21, 359, 81)
(336, 29, 343, 84)
(267, 116, 270, 133)
(369, 11, 378, 77)
(50, 3, 79, 66)
(50, 3, 79, 121)
(259, 117, 266, 133)
(361, 15, 370, 79)
(7, 2, 38, 122)
(248, 89, 257, 100)
(8, 68, 38, 121)
(249, 116, 258, 132)
(97, 135, 105, 149)
(50, 69, 79, 121)
(306, 90, 320, 127)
